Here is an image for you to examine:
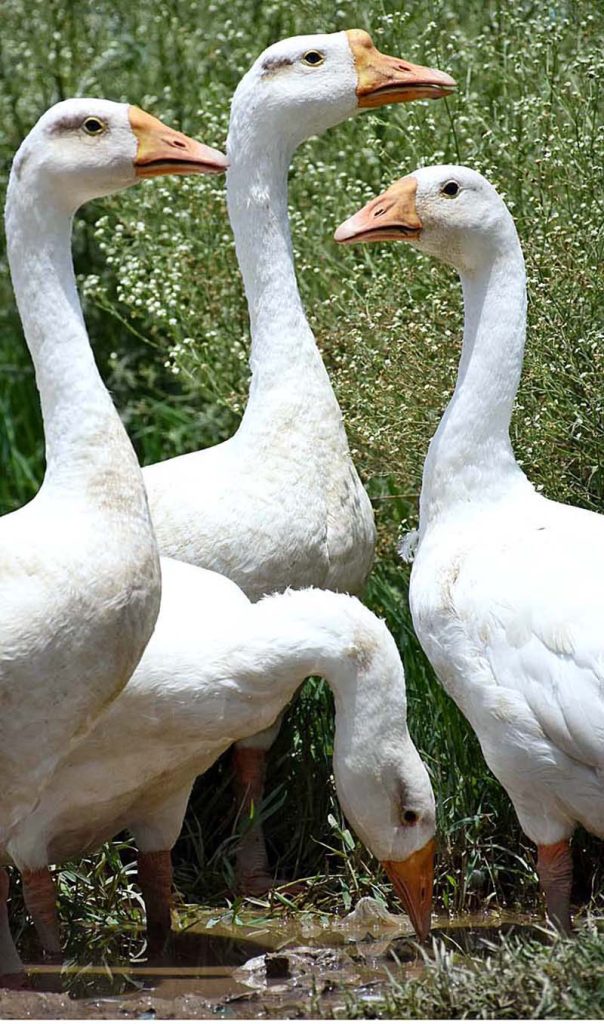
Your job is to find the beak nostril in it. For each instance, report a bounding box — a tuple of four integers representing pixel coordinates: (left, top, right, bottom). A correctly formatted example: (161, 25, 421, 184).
(170, 138, 187, 149)
(374, 207, 385, 218)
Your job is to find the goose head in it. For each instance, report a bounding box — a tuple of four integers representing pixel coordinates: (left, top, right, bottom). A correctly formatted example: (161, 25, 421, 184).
(338, 732, 436, 941)
(229, 30, 456, 154)
(11, 98, 227, 210)
(334, 165, 516, 273)
(326, 613, 436, 941)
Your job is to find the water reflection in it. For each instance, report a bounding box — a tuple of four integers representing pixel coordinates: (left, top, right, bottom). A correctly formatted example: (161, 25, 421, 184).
(22, 900, 550, 1014)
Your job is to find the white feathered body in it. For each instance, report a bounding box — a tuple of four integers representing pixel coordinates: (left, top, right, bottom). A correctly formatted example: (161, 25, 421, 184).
(412, 487, 604, 848)
(0, 464, 159, 845)
(10, 560, 248, 867)
(10, 558, 426, 870)
(144, 381, 374, 601)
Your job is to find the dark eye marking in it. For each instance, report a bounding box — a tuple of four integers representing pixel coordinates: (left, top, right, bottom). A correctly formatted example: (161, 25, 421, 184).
(48, 115, 86, 134)
(261, 56, 294, 75)
(46, 114, 108, 136)
(403, 810, 419, 825)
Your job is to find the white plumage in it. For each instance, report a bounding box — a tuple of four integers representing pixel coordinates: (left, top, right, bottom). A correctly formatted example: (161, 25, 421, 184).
(142, 30, 454, 889)
(336, 164, 604, 932)
(143, 32, 385, 601)
(414, 498, 604, 842)
(0, 100, 163, 861)
(12, 557, 436, 959)
(0, 99, 225, 979)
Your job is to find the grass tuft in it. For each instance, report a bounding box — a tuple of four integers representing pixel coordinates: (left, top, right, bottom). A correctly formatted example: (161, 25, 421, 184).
(340, 919, 604, 1019)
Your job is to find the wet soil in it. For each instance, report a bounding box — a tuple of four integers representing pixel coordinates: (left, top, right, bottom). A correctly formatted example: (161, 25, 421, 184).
(0, 901, 546, 1019)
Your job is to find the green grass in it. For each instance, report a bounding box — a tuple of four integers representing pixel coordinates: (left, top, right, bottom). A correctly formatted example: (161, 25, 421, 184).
(340, 920, 604, 1019)
(1, 0, 603, 952)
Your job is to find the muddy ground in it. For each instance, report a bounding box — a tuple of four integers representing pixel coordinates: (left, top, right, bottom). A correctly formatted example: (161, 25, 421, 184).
(0, 901, 544, 1019)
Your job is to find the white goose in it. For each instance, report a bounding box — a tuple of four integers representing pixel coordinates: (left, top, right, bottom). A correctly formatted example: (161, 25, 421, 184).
(15, 558, 436, 972)
(0, 100, 226, 979)
(335, 165, 604, 932)
(142, 30, 455, 891)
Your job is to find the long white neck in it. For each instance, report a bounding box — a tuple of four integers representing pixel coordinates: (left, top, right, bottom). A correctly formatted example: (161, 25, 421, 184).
(419, 230, 533, 533)
(226, 109, 344, 437)
(5, 173, 142, 500)
(229, 587, 416, 859)
(235, 589, 409, 750)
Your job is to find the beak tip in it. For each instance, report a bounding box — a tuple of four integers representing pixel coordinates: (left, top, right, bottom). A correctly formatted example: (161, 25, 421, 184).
(416, 915, 432, 944)
(208, 148, 229, 173)
(437, 71, 457, 89)
(408, 912, 432, 944)
(130, 106, 227, 178)
(189, 143, 228, 175)
(382, 838, 435, 943)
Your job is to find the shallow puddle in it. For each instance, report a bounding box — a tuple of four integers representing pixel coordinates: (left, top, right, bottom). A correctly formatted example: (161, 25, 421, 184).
(3, 901, 547, 1019)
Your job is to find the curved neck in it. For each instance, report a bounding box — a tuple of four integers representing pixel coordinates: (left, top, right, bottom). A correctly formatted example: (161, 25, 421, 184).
(221, 588, 414, 859)
(419, 233, 532, 531)
(226, 112, 341, 432)
(233, 590, 409, 745)
(5, 174, 135, 496)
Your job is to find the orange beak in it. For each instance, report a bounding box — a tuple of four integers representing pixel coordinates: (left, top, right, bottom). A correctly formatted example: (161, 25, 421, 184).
(129, 106, 227, 178)
(334, 175, 422, 244)
(347, 29, 456, 106)
(382, 837, 435, 941)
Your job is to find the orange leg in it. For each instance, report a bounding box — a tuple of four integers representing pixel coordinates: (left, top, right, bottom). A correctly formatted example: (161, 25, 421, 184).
(22, 867, 61, 960)
(138, 850, 173, 957)
(232, 747, 275, 895)
(537, 839, 573, 935)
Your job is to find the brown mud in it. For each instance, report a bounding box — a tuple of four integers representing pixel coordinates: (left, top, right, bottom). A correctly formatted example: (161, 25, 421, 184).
(0, 900, 547, 1019)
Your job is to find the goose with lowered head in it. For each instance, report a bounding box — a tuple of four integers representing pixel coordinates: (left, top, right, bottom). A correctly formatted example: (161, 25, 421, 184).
(142, 30, 455, 892)
(0, 100, 226, 981)
(17, 557, 436, 967)
(336, 165, 604, 932)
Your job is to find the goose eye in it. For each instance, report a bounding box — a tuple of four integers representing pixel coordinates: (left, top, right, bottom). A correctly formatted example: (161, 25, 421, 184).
(301, 50, 325, 67)
(402, 809, 418, 826)
(442, 180, 460, 198)
(82, 117, 106, 136)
